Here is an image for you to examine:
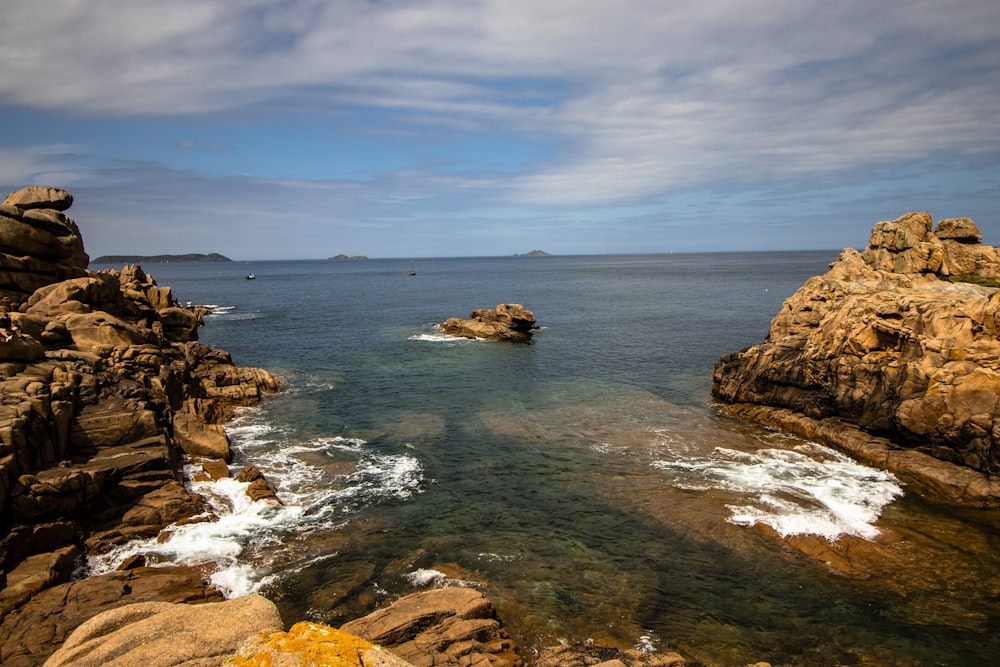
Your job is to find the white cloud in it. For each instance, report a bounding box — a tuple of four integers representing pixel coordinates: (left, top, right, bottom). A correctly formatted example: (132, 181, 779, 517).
(0, 0, 997, 208)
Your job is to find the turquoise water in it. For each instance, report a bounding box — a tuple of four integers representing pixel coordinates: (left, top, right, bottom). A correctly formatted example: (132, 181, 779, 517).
(90, 253, 1000, 666)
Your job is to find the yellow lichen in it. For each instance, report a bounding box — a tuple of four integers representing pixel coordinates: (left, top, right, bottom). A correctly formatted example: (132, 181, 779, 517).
(224, 622, 375, 667)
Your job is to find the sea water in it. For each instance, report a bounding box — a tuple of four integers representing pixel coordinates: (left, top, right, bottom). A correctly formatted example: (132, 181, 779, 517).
(88, 253, 1000, 666)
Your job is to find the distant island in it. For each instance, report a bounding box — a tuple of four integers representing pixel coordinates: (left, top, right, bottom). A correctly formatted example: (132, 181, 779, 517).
(91, 253, 231, 264)
(514, 250, 551, 256)
(329, 254, 369, 260)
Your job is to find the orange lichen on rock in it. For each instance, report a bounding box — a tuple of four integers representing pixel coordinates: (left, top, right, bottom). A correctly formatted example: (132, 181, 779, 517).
(226, 622, 376, 667)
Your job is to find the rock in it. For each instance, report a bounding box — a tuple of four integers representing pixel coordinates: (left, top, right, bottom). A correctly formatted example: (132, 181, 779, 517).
(42, 594, 282, 667)
(341, 587, 521, 667)
(935, 217, 982, 243)
(534, 644, 688, 667)
(226, 622, 414, 667)
(0, 187, 279, 664)
(440, 303, 537, 342)
(173, 408, 232, 460)
(3, 187, 74, 212)
(201, 459, 230, 480)
(235, 465, 282, 505)
(0, 566, 223, 667)
(712, 212, 1000, 505)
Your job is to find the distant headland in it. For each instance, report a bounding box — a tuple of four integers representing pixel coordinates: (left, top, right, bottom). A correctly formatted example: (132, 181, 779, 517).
(329, 254, 369, 260)
(92, 252, 231, 263)
(514, 249, 550, 256)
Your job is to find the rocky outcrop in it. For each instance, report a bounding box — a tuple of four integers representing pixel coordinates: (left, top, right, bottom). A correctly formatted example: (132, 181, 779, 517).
(42, 594, 282, 667)
(341, 587, 522, 667)
(1, 187, 88, 309)
(0, 187, 279, 665)
(440, 304, 537, 342)
(712, 212, 1000, 506)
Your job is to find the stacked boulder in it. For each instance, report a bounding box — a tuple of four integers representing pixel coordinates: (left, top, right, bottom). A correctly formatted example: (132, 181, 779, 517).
(0, 187, 88, 309)
(0, 187, 279, 666)
(713, 212, 1000, 506)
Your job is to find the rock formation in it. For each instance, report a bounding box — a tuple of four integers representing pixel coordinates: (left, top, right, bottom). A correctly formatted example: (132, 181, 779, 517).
(0, 187, 88, 309)
(0, 186, 279, 665)
(341, 587, 522, 667)
(42, 594, 283, 667)
(440, 304, 537, 342)
(713, 212, 1000, 506)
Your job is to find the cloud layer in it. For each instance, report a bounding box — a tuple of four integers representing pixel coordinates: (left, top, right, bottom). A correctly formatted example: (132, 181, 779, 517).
(1, 0, 998, 256)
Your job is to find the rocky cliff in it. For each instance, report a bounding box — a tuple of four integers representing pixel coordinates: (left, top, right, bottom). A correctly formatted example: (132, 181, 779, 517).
(712, 212, 1000, 506)
(0, 187, 279, 665)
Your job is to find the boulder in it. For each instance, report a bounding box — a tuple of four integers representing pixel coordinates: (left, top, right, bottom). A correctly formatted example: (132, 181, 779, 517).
(0, 189, 88, 304)
(713, 212, 1000, 505)
(3, 187, 74, 212)
(0, 567, 223, 667)
(341, 587, 521, 667)
(227, 622, 414, 667)
(41, 595, 282, 667)
(440, 304, 537, 342)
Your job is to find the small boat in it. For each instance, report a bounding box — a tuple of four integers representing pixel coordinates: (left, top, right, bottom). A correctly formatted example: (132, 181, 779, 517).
(246, 273, 255, 280)
(408, 261, 416, 276)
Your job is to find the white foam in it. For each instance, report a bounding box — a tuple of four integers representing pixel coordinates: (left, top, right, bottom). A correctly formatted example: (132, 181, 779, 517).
(653, 442, 902, 541)
(405, 568, 447, 587)
(409, 332, 474, 343)
(86, 418, 425, 598)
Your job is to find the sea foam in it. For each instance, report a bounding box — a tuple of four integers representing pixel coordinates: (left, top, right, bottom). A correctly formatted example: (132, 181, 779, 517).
(653, 441, 903, 541)
(86, 410, 425, 598)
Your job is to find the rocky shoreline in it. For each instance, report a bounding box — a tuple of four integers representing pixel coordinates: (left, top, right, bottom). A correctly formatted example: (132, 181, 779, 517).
(713, 212, 1000, 507)
(0, 187, 283, 665)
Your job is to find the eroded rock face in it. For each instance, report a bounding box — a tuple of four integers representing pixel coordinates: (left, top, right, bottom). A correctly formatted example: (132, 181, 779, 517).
(440, 304, 537, 342)
(1, 187, 88, 308)
(0, 187, 280, 665)
(712, 212, 1000, 505)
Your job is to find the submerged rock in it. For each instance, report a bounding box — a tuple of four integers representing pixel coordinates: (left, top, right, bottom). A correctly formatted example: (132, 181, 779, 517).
(712, 212, 1000, 506)
(341, 587, 522, 667)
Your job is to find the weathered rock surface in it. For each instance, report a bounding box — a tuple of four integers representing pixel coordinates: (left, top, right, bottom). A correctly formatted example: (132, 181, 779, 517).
(227, 621, 414, 667)
(1, 187, 87, 307)
(0, 187, 279, 665)
(440, 304, 537, 342)
(342, 587, 523, 667)
(42, 594, 282, 667)
(713, 212, 1000, 506)
(0, 566, 223, 667)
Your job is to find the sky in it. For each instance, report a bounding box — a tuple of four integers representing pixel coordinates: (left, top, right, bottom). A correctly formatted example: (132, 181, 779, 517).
(1, 0, 999, 260)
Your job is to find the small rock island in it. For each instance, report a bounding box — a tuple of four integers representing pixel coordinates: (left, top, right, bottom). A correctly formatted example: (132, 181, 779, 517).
(91, 253, 231, 263)
(440, 303, 537, 342)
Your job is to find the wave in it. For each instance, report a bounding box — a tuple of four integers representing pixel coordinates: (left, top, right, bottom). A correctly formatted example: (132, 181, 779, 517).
(652, 441, 902, 541)
(86, 410, 426, 597)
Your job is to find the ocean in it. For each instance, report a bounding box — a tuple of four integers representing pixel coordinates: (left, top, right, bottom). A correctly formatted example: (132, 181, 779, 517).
(87, 252, 1000, 666)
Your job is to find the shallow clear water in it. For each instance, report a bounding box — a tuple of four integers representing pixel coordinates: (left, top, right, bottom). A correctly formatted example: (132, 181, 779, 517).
(89, 253, 1000, 666)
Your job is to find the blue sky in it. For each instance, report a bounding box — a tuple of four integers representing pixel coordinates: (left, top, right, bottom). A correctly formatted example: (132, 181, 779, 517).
(2, 0, 998, 260)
